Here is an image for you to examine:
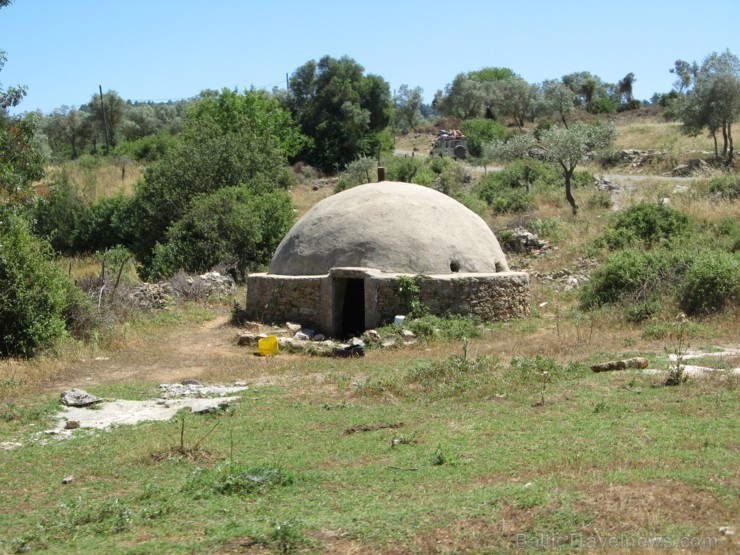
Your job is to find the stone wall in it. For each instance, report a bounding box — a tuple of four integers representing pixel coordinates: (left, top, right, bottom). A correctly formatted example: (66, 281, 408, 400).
(246, 269, 529, 336)
(245, 274, 324, 330)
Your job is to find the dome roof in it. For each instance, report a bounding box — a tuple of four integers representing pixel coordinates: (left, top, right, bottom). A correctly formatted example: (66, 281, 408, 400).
(268, 181, 509, 276)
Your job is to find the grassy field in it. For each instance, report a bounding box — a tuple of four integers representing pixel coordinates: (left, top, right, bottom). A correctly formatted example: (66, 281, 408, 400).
(0, 114, 738, 553)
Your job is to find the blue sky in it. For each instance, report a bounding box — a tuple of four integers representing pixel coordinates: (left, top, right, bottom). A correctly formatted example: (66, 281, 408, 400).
(1, 0, 738, 114)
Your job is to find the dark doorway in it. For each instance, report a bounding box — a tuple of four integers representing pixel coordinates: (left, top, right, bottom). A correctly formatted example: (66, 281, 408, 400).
(340, 279, 365, 339)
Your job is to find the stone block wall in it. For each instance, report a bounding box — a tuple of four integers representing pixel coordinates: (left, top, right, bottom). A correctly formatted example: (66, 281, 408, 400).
(245, 275, 324, 330)
(246, 269, 529, 336)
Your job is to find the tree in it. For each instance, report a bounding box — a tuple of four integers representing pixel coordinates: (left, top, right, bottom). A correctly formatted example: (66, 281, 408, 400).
(129, 89, 294, 271)
(539, 121, 616, 214)
(148, 186, 294, 281)
(673, 50, 740, 163)
(0, 211, 75, 357)
(491, 77, 541, 128)
(487, 121, 616, 215)
(393, 84, 423, 131)
(189, 88, 306, 160)
(42, 106, 91, 159)
(287, 56, 392, 173)
(1, 47, 45, 200)
(87, 89, 127, 152)
(542, 80, 576, 128)
(617, 72, 639, 111)
(434, 73, 486, 120)
(561, 71, 614, 114)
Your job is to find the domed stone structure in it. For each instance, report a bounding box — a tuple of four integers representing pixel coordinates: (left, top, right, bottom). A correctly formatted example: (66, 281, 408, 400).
(246, 181, 529, 338)
(269, 182, 509, 276)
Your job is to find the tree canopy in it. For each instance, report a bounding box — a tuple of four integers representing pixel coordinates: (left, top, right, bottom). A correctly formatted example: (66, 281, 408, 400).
(286, 55, 392, 173)
(673, 49, 739, 163)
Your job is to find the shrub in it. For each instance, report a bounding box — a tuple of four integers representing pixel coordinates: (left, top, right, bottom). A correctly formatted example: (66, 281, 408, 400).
(0, 213, 74, 357)
(580, 248, 692, 308)
(489, 188, 533, 214)
(334, 156, 376, 192)
(453, 190, 487, 217)
(73, 193, 137, 254)
(384, 155, 422, 183)
(406, 314, 483, 341)
(679, 251, 739, 315)
(32, 174, 90, 253)
(114, 131, 176, 162)
(184, 463, 295, 498)
(148, 186, 294, 282)
(613, 202, 690, 246)
(707, 174, 740, 200)
(460, 118, 508, 157)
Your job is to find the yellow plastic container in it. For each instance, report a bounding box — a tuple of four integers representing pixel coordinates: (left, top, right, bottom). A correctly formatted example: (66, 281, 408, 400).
(257, 336, 279, 356)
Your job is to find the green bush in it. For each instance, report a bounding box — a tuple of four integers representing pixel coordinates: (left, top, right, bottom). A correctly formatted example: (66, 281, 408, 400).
(707, 174, 740, 200)
(679, 251, 739, 315)
(32, 174, 90, 254)
(73, 193, 137, 254)
(460, 118, 508, 157)
(406, 314, 483, 341)
(384, 155, 422, 183)
(148, 186, 294, 282)
(114, 131, 177, 162)
(580, 248, 691, 308)
(613, 202, 690, 246)
(184, 463, 295, 497)
(0, 213, 75, 357)
(489, 188, 533, 214)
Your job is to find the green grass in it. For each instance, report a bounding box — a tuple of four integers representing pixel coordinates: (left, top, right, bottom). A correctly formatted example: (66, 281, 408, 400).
(0, 353, 737, 554)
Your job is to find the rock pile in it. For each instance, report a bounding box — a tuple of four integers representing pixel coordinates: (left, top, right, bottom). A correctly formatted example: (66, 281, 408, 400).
(531, 259, 596, 291)
(127, 282, 172, 309)
(619, 149, 663, 168)
(508, 228, 552, 256)
(671, 158, 710, 177)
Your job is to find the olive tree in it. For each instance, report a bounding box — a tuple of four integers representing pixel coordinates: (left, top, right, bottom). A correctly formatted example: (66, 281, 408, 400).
(487, 121, 616, 214)
(673, 50, 740, 163)
(393, 84, 423, 132)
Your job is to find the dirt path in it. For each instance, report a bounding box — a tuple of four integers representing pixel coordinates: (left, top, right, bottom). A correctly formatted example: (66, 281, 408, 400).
(61, 311, 248, 388)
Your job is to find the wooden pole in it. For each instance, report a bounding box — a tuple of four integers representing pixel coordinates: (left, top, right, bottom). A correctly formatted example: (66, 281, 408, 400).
(99, 85, 111, 155)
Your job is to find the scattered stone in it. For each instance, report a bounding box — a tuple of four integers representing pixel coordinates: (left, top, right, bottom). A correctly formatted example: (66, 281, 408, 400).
(60, 389, 102, 407)
(286, 322, 302, 332)
(619, 149, 663, 168)
(333, 340, 365, 358)
(539, 302, 549, 308)
(294, 331, 311, 341)
(719, 526, 735, 537)
(62, 476, 74, 484)
(500, 227, 551, 256)
(242, 321, 261, 332)
(591, 358, 649, 373)
(312, 334, 325, 342)
(400, 329, 417, 340)
(181, 379, 200, 386)
(64, 420, 81, 430)
(673, 185, 689, 194)
(237, 332, 260, 346)
(382, 335, 398, 348)
(159, 382, 248, 399)
(672, 159, 709, 177)
(0, 441, 22, 451)
(364, 329, 381, 342)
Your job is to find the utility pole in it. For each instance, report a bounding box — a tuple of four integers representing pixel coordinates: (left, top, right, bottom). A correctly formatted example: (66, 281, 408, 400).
(99, 85, 111, 155)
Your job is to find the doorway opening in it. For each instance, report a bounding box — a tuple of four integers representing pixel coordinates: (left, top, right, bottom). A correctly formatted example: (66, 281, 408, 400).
(336, 278, 365, 339)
